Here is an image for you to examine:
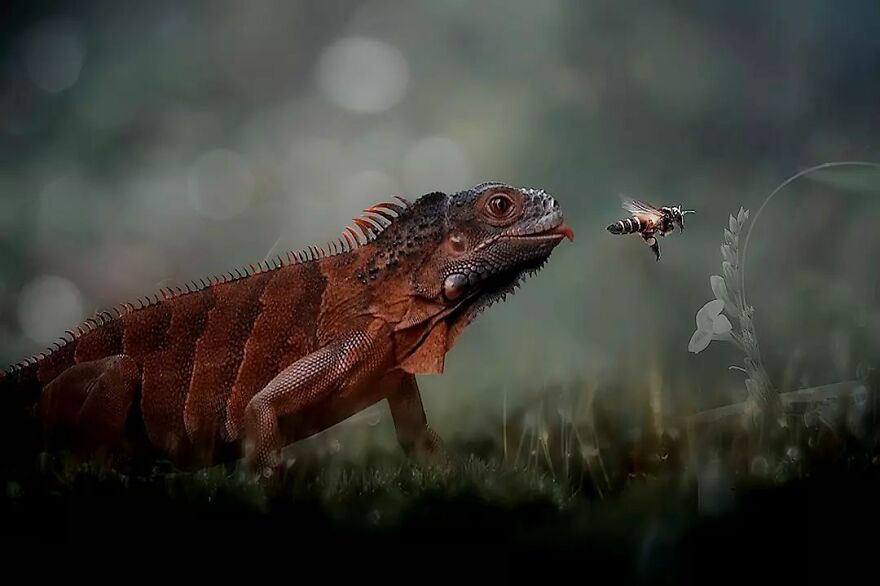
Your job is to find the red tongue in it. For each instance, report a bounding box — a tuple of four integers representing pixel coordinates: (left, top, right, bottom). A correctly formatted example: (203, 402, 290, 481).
(557, 223, 575, 242)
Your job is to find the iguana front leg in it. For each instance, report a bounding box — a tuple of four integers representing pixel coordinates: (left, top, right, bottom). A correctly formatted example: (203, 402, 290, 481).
(385, 371, 447, 463)
(242, 329, 389, 476)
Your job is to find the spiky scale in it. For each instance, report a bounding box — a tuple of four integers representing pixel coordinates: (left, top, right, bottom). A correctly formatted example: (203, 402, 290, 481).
(367, 202, 403, 217)
(345, 226, 361, 247)
(358, 213, 385, 230)
(353, 217, 376, 237)
(342, 231, 355, 249)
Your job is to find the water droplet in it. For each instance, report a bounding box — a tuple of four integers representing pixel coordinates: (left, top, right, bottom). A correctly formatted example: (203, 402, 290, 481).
(316, 37, 409, 113)
(17, 275, 84, 345)
(22, 18, 85, 93)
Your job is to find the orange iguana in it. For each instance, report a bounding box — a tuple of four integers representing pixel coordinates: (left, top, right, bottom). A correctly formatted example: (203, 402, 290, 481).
(0, 182, 573, 477)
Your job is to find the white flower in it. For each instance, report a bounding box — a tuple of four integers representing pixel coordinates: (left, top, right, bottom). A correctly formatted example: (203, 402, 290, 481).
(688, 299, 733, 353)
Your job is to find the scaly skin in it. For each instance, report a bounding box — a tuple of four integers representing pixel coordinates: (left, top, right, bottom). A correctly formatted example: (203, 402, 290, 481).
(0, 182, 573, 477)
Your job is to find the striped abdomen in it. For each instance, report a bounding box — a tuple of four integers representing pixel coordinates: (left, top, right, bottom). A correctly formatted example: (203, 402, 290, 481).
(607, 216, 650, 235)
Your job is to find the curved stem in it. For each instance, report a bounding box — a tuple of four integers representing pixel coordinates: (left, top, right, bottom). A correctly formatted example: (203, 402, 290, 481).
(740, 161, 880, 306)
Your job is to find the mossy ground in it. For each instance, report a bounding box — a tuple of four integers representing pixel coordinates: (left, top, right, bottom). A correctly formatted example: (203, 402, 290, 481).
(2, 408, 879, 582)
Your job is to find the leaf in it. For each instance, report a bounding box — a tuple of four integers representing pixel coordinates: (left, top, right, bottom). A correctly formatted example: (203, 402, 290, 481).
(710, 274, 727, 299)
(721, 244, 736, 266)
(696, 299, 724, 330)
(729, 215, 738, 234)
(688, 329, 712, 353)
(722, 261, 737, 287)
(737, 207, 748, 226)
(724, 228, 736, 246)
(713, 314, 732, 335)
(710, 275, 737, 316)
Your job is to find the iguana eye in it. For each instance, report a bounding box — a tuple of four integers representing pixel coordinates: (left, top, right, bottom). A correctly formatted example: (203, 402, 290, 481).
(486, 194, 513, 218)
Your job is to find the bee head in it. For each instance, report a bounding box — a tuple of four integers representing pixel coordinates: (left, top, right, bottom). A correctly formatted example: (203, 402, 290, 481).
(669, 205, 695, 232)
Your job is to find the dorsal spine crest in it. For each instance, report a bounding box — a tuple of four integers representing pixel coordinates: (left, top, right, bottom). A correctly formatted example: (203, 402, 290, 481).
(1, 194, 421, 374)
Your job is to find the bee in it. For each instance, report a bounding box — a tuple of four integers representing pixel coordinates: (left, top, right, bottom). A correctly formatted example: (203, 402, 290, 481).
(606, 197, 695, 261)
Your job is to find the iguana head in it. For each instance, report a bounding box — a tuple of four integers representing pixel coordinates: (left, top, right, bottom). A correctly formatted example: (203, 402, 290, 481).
(372, 181, 573, 374)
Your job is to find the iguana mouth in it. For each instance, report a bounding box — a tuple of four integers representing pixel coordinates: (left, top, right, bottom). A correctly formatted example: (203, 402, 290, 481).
(554, 223, 576, 241)
(499, 212, 575, 242)
(506, 223, 575, 242)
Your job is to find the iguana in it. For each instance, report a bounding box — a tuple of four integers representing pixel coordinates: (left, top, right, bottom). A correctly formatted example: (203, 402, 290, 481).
(0, 181, 573, 477)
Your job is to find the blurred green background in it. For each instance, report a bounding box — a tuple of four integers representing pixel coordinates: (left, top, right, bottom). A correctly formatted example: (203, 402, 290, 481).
(1, 0, 879, 451)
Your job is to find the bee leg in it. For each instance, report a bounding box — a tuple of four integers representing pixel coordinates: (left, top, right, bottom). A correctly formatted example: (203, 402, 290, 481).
(642, 233, 661, 261)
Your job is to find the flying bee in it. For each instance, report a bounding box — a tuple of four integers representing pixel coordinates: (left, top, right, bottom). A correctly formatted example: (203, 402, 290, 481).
(606, 197, 695, 261)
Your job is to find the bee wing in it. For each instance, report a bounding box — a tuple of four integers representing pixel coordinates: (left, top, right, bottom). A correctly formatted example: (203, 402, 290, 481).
(620, 196, 663, 220)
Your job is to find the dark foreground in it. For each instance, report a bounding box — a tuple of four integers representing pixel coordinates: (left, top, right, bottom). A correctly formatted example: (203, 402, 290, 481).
(2, 451, 878, 583)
